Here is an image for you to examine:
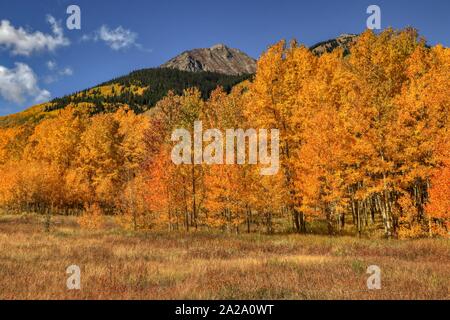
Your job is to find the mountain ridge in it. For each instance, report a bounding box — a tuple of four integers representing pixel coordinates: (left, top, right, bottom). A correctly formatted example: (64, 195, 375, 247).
(310, 33, 358, 55)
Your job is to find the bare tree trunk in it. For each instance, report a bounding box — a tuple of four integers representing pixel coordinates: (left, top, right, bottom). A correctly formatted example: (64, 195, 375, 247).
(191, 164, 197, 230)
(246, 205, 251, 233)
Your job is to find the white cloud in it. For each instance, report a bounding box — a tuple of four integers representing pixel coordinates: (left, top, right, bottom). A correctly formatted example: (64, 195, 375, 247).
(46, 60, 56, 70)
(34, 89, 51, 103)
(44, 62, 73, 84)
(0, 63, 51, 104)
(0, 15, 70, 56)
(59, 67, 73, 76)
(82, 25, 138, 51)
(43, 75, 57, 84)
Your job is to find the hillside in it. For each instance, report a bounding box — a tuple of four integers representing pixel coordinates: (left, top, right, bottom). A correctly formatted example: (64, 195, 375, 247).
(0, 68, 251, 128)
(49, 68, 251, 113)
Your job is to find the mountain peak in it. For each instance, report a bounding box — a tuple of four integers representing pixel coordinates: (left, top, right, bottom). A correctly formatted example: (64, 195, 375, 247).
(210, 43, 228, 50)
(161, 44, 256, 75)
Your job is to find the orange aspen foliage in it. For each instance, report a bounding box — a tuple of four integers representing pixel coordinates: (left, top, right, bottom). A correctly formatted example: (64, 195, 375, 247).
(426, 137, 450, 237)
(77, 203, 106, 230)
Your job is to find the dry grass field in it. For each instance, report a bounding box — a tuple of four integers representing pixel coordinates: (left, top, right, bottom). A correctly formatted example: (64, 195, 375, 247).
(0, 214, 448, 300)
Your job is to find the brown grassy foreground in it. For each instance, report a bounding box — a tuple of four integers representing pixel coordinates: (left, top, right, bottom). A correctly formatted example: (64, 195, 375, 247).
(0, 214, 448, 300)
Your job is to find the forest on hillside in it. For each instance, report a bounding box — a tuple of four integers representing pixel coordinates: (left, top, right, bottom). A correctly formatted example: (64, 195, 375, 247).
(47, 68, 252, 114)
(0, 29, 448, 239)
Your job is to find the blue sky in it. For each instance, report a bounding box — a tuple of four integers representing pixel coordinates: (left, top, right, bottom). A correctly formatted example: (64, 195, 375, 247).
(0, 0, 448, 116)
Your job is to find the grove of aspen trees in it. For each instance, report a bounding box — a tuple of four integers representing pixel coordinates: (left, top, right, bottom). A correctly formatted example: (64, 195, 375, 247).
(0, 29, 448, 239)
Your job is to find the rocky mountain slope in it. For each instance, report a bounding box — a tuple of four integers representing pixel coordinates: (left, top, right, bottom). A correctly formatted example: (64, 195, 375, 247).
(310, 34, 358, 56)
(161, 44, 257, 75)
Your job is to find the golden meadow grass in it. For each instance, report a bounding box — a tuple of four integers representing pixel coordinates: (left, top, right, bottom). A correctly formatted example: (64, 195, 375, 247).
(0, 214, 448, 300)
